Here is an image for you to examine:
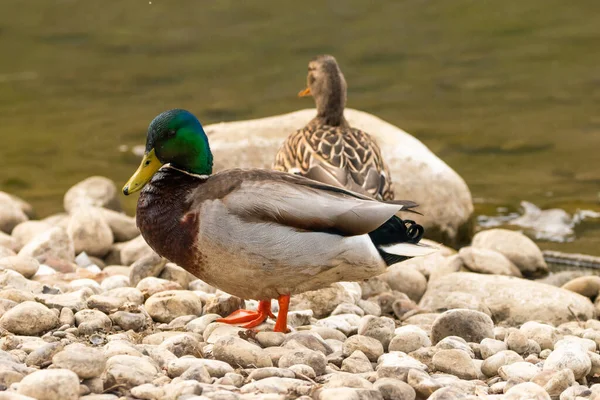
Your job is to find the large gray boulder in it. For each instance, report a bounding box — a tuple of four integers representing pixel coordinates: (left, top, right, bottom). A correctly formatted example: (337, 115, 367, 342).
(204, 109, 473, 246)
(420, 272, 595, 326)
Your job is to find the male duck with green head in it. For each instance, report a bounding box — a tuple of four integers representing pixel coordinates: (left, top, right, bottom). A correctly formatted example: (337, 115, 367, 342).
(123, 109, 435, 332)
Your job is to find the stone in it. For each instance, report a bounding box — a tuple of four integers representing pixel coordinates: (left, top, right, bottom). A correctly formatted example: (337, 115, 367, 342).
(137, 276, 183, 298)
(256, 332, 286, 348)
(358, 299, 382, 317)
(25, 342, 64, 367)
(283, 332, 333, 355)
(145, 290, 203, 323)
(0, 301, 58, 335)
(562, 275, 600, 299)
(120, 235, 155, 266)
(0, 287, 35, 303)
(506, 330, 530, 354)
(204, 293, 244, 317)
(389, 325, 431, 354)
(0, 256, 39, 278)
(0, 269, 42, 293)
(290, 282, 361, 318)
(432, 349, 478, 380)
(0, 192, 28, 234)
(331, 302, 364, 316)
(323, 372, 372, 389)
(458, 246, 522, 277)
(341, 350, 373, 373)
(52, 344, 107, 379)
(74, 309, 112, 334)
(129, 253, 166, 287)
(278, 348, 327, 376)
(356, 315, 395, 352)
(100, 275, 130, 291)
(435, 336, 474, 357)
(376, 352, 428, 381)
(481, 350, 523, 377)
(373, 378, 416, 400)
(206, 109, 473, 245)
(543, 342, 591, 380)
(240, 377, 315, 396)
(96, 208, 139, 242)
(438, 291, 492, 316)
(480, 338, 508, 359)
(87, 295, 124, 314)
(186, 314, 221, 335)
(64, 176, 121, 213)
(10, 221, 51, 250)
(159, 263, 194, 289)
(471, 228, 548, 277)
(167, 357, 234, 378)
(342, 335, 384, 362)
(60, 307, 75, 326)
(430, 309, 493, 344)
(67, 207, 113, 257)
(0, 231, 19, 252)
(503, 382, 551, 400)
(180, 364, 212, 383)
(19, 227, 75, 263)
(520, 322, 558, 350)
(247, 367, 296, 381)
(213, 336, 272, 368)
(406, 369, 442, 399)
(104, 287, 144, 305)
(103, 355, 160, 389)
(317, 314, 361, 336)
(531, 369, 574, 398)
(499, 361, 541, 381)
(378, 265, 428, 302)
(18, 369, 79, 400)
(420, 273, 594, 326)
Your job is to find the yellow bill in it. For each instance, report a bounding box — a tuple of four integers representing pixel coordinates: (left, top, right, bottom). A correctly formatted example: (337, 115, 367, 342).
(122, 148, 163, 195)
(298, 87, 312, 97)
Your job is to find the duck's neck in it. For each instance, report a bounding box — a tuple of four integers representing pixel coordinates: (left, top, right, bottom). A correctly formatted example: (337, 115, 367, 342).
(312, 75, 349, 128)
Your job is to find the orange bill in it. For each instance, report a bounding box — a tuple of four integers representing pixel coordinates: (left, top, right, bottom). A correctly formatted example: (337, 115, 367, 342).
(298, 87, 312, 97)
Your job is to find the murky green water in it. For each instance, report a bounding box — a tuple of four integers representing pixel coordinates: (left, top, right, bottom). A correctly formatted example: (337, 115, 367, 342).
(1, 1, 599, 254)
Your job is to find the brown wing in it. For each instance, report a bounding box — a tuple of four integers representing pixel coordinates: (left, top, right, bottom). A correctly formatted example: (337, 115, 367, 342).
(272, 125, 394, 201)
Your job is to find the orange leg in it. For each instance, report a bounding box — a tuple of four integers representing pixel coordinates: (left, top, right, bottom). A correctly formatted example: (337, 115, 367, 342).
(216, 300, 275, 329)
(274, 294, 290, 333)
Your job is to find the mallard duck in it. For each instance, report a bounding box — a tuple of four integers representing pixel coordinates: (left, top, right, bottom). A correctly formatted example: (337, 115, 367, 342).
(123, 109, 435, 332)
(273, 55, 394, 201)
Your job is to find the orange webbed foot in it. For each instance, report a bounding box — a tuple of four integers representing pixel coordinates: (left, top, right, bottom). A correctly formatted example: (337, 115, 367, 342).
(216, 299, 274, 329)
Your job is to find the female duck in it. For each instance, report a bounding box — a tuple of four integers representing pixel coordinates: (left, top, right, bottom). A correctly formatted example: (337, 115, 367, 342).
(123, 109, 434, 332)
(273, 55, 394, 201)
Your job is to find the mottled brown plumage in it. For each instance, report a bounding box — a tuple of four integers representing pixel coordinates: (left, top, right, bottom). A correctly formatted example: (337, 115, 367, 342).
(273, 55, 394, 201)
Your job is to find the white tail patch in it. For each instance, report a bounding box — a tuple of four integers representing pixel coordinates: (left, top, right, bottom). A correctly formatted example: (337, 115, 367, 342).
(380, 242, 439, 257)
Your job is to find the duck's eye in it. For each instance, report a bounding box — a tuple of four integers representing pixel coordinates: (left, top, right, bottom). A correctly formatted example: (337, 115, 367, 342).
(308, 74, 316, 85)
(144, 160, 151, 166)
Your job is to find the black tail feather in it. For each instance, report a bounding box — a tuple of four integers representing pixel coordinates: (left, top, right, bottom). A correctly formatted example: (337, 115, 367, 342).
(369, 216, 425, 266)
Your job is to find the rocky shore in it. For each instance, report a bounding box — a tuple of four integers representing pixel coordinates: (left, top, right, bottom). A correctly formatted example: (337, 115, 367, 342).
(1, 177, 600, 400)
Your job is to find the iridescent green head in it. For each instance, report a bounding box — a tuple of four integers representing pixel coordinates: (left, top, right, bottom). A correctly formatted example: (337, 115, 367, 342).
(123, 109, 213, 195)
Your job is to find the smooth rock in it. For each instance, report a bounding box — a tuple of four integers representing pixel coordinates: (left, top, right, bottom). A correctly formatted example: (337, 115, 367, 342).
(120, 235, 155, 266)
(64, 176, 121, 213)
(331, 302, 365, 317)
(128, 253, 165, 287)
(0, 231, 18, 252)
(52, 344, 107, 379)
(390, 325, 431, 354)
(480, 338, 508, 359)
(25, 341, 64, 367)
(458, 246, 522, 277)
(87, 295, 124, 314)
(316, 314, 361, 336)
(11, 221, 51, 250)
(499, 361, 541, 381)
(520, 322, 559, 350)
(373, 378, 416, 400)
(278, 348, 327, 376)
(531, 369, 574, 398)
(421, 273, 594, 326)
(74, 309, 112, 334)
(0, 193, 28, 234)
(18, 369, 79, 400)
(213, 336, 272, 368)
(180, 364, 212, 383)
(357, 316, 395, 350)
(432, 349, 478, 380)
(206, 109, 473, 245)
(145, 290, 203, 323)
(471, 228, 548, 277)
(104, 287, 144, 305)
(290, 282, 361, 318)
(543, 342, 591, 380)
(240, 376, 314, 396)
(97, 208, 139, 242)
(282, 332, 332, 355)
(506, 330, 530, 354)
(103, 355, 160, 389)
(316, 388, 383, 400)
(256, 332, 286, 348)
(159, 263, 194, 289)
(341, 350, 373, 373)
(167, 357, 234, 378)
(137, 276, 183, 299)
(435, 336, 474, 358)
(378, 265, 427, 302)
(323, 372, 372, 389)
(438, 291, 492, 316)
(0, 256, 39, 278)
(504, 382, 551, 400)
(19, 227, 75, 263)
(562, 275, 600, 300)
(481, 350, 523, 377)
(67, 207, 113, 257)
(247, 367, 296, 381)
(430, 309, 494, 344)
(0, 301, 58, 335)
(342, 335, 384, 362)
(376, 352, 428, 380)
